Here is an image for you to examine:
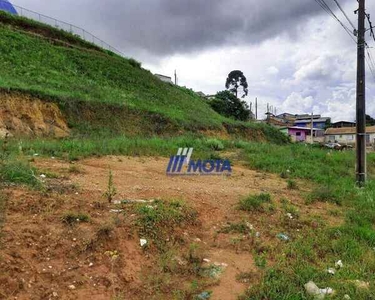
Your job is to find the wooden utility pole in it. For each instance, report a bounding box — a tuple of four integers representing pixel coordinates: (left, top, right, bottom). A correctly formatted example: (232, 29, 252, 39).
(174, 70, 177, 85)
(356, 0, 366, 185)
(255, 98, 258, 120)
(311, 112, 314, 145)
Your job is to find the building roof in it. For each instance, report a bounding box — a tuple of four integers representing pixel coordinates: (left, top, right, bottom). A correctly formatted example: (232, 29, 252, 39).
(295, 117, 330, 123)
(287, 126, 323, 131)
(325, 126, 375, 135)
(0, 0, 17, 15)
(332, 121, 356, 124)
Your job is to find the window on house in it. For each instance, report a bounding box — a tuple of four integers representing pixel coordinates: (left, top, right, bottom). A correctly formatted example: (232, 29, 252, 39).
(296, 132, 301, 136)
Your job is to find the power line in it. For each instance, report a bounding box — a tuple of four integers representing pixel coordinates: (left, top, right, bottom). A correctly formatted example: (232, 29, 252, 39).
(366, 13, 375, 43)
(333, 0, 356, 30)
(314, 0, 357, 43)
(365, 46, 375, 80)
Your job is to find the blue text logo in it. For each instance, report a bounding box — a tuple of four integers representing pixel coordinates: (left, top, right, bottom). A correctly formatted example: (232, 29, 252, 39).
(166, 148, 232, 176)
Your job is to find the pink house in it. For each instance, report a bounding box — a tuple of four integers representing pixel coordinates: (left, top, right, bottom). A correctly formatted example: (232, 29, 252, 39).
(280, 126, 324, 142)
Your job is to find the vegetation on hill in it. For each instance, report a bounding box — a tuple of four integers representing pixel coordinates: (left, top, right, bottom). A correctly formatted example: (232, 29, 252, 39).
(0, 11, 287, 144)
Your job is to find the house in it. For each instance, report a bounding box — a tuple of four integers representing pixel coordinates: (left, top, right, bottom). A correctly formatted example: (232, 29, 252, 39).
(154, 74, 174, 84)
(275, 113, 330, 129)
(331, 121, 356, 128)
(280, 126, 324, 143)
(294, 116, 331, 129)
(325, 126, 375, 145)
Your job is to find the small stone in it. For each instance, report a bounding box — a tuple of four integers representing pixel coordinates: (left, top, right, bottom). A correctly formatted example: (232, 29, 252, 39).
(194, 238, 202, 242)
(52, 292, 58, 297)
(68, 284, 76, 290)
(335, 260, 343, 269)
(203, 258, 210, 263)
(327, 268, 335, 275)
(89, 262, 93, 267)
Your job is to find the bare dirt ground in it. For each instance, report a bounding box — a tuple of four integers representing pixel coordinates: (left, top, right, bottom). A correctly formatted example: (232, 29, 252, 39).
(0, 156, 342, 300)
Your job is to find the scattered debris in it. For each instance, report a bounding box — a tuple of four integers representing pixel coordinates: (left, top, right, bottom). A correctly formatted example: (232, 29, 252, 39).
(255, 232, 260, 238)
(276, 233, 290, 241)
(40, 174, 46, 179)
(140, 239, 147, 247)
(109, 209, 123, 213)
(68, 284, 76, 290)
(335, 260, 343, 269)
(203, 258, 211, 263)
(203, 264, 224, 279)
(327, 268, 335, 275)
(343, 295, 351, 300)
(89, 262, 93, 267)
(304, 281, 334, 299)
(245, 222, 254, 230)
(120, 199, 155, 204)
(52, 291, 58, 297)
(196, 291, 212, 300)
(286, 213, 293, 219)
(194, 238, 202, 242)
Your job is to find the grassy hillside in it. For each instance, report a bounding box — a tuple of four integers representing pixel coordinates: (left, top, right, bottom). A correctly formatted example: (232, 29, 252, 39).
(0, 11, 288, 144)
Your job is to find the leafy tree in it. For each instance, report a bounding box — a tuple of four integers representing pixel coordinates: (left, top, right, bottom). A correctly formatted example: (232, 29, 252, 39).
(366, 114, 375, 126)
(225, 70, 248, 98)
(209, 91, 250, 121)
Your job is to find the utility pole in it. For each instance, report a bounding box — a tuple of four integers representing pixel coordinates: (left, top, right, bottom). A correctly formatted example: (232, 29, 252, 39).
(255, 98, 258, 120)
(174, 70, 177, 85)
(356, 0, 366, 185)
(311, 112, 314, 145)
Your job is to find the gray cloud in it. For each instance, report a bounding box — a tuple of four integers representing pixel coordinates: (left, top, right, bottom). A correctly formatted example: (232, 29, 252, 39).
(14, 0, 350, 57)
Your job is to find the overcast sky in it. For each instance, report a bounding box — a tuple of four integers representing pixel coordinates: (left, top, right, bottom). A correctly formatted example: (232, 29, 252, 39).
(13, 0, 375, 121)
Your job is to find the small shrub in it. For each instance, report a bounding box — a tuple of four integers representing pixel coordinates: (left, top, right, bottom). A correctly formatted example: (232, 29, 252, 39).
(62, 212, 90, 225)
(103, 169, 117, 203)
(68, 165, 83, 174)
(97, 223, 114, 240)
(280, 170, 289, 179)
(306, 187, 341, 205)
(128, 58, 142, 68)
(254, 253, 267, 269)
(0, 159, 41, 188)
(220, 221, 252, 234)
(206, 139, 225, 151)
(238, 193, 271, 212)
(287, 179, 298, 190)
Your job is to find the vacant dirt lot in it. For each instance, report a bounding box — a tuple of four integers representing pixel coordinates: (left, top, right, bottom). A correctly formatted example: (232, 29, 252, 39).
(0, 156, 342, 300)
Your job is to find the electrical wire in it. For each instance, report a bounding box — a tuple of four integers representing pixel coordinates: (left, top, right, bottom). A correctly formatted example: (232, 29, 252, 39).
(333, 0, 356, 30)
(314, 0, 357, 43)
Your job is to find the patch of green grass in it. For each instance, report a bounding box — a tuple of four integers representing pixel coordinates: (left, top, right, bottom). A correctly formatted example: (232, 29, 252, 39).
(219, 221, 253, 234)
(236, 142, 375, 299)
(306, 186, 341, 205)
(61, 212, 90, 225)
(287, 179, 298, 190)
(238, 193, 272, 212)
(0, 159, 41, 187)
(136, 199, 197, 251)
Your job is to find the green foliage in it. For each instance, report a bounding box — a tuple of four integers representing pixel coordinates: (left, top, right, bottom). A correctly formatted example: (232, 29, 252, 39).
(238, 193, 272, 212)
(0, 159, 40, 187)
(103, 169, 117, 203)
(287, 179, 298, 190)
(61, 212, 90, 225)
(225, 70, 248, 98)
(136, 200, 197, 251)
(209, 91, 250, 121)
(205, 138, 225, 151)
(0, 23, 224, 130)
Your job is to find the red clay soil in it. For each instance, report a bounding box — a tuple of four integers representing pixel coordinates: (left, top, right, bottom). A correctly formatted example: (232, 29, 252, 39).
(0, 156, 342, 300)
